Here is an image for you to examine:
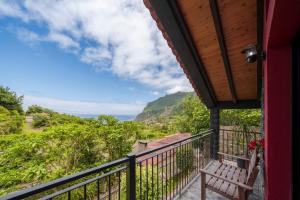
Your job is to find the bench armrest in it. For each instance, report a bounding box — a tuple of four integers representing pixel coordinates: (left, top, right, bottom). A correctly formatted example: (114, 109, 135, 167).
(218, 152, 250, 161)
(200, 169, 253, 191)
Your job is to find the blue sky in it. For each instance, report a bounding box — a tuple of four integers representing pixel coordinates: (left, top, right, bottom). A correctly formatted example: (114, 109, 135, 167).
(0, 0, 192, 116)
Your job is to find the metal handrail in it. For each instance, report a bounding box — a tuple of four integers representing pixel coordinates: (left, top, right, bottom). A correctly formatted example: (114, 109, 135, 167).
(3, 157, 129, 200)
(135, 129, 213, 157)
(2, 130, 213, 200)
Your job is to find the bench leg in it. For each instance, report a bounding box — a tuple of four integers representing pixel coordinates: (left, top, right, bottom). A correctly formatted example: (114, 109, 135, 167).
(238, 186, 246, 200)
(201, 172, 206, 200)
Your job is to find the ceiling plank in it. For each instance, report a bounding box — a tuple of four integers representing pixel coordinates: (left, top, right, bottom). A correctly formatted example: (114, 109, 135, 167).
(148, 0, 217, 107)
(209, 0, 237, 103)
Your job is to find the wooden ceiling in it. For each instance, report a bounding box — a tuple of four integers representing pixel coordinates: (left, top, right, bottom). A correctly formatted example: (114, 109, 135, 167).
(144, 0, 263, 109)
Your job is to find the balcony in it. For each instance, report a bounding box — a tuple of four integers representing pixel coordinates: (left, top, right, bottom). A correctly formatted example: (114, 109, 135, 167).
(3, 129, 263, 200)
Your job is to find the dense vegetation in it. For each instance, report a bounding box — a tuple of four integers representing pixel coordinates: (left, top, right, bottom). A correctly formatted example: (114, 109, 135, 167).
(0, 87, 261, 196)
(136, 92, 261, 133)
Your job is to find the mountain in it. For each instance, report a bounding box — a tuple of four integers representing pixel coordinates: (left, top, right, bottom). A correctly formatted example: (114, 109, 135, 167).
(135, 92, 194, 121)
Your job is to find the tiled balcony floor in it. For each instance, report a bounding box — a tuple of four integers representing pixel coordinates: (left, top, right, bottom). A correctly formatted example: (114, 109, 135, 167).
(177, 166, 264, 200)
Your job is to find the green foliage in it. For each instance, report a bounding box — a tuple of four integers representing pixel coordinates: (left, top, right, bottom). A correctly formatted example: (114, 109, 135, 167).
(30, 110, 85, 128)
(174, 95, 209, 134)
(26, 105, 54, 115)
(32, 113, 50, 128)
(135, 166, 161, 199)
(220, 109, 261, 131)
(176, 146, 194, 173)
(0, 114, 143, 196)
(0, 86, 24, 134)
(0, 86, 24, 114)
(97, 115, 139, 160)
(0, 106, 23, 134)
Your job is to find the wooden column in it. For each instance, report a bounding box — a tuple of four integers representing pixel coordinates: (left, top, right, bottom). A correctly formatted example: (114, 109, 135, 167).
(210, 108, 219, 160)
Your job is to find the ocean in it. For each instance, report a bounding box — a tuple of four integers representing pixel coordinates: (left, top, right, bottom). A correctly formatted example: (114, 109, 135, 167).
(74, 114, 136, 121)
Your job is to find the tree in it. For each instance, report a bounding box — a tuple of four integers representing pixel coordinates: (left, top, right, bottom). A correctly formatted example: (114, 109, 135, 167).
(174, 95, 209, 134)
(97, 115, 140, 160)
(26, 105, 53, 115)
(0, 106, 23, 134)
(0, 86, 24, 114)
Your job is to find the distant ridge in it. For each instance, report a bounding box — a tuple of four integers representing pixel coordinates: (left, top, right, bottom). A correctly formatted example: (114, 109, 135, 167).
(135, 92, 194, 121)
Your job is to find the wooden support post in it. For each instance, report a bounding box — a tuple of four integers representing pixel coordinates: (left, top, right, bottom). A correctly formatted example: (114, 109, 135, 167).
(238, 186, 246, 200)
(210, 108, 220, 160)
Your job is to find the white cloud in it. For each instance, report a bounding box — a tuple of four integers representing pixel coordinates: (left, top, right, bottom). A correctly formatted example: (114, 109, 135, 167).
(23, 95, 145, 116)
(16, 28, 41, 44)
(0, 0, 193, 94)
(46, 32, 80, 50)
(15, 28, 79, 50)
(151, 91, 159, 96)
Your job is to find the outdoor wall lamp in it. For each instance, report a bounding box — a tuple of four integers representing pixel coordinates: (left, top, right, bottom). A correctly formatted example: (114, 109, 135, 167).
(241, 44, 266, 64)
(241, 44, 258, 63)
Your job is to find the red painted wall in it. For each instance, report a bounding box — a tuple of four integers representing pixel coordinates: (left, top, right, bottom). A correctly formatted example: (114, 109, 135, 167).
(264, 0, 300, 199)
(264, 47, 292, 200)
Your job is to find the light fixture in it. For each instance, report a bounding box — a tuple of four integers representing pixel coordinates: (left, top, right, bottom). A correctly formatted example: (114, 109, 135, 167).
(241, 44, 258, 63)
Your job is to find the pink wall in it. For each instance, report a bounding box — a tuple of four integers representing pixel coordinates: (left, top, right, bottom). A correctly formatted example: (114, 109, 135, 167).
(264, 0, 300, 199)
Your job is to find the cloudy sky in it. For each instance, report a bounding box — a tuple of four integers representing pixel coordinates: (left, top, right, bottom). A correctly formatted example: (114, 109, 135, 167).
(0, 0, 192, 116)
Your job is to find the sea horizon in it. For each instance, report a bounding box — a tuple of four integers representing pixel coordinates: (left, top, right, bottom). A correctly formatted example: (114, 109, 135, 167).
(73, 113, 136, 121)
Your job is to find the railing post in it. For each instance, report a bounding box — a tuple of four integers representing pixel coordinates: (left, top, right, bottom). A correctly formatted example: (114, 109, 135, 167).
(127, 153, 136, 200)
(210, 108, 220, 159)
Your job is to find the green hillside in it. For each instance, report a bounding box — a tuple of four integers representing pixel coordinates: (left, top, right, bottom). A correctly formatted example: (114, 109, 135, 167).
(135, 92, 194, 121)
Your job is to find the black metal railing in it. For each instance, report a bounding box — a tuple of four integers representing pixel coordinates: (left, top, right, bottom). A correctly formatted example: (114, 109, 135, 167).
(219, 128, 261, 159)
(2, 130, 212, 200)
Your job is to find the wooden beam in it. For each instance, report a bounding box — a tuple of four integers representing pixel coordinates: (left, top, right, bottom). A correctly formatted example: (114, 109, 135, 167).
(149, 0, 217, 108)
(256, 0, 264, 100)
(210, 108, 220, 160)
(217, 100, 261, 109)
(209, 0, 237, 103)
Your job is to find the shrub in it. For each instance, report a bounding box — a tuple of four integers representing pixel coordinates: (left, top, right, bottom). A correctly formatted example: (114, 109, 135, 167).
(176, 146, 194, 173)
(32, 113, 50, 128)
(0, 86, 23, 114)
(26, 105, 53, 115)
(0, 106, 23, 134)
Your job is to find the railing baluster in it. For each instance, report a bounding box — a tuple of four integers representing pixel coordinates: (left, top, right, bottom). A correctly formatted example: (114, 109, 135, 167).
(185, 143, 187, 187)
(139, 162, 142, 200)
(221, 131, 224, 154)
(165, 151, 167, 200)
(161, 153, 163, 200)
(172, 148, 175, 198)
(84, 184, 87, 200)
(118, 171, 121, 200)
(146, 159, 148, 200)
(97, 179, 100, 200)
(232, 131, 234, 159)
(108, 175, 111, 200)
(156, 154, 159, 200)
(68, 191, 71, 200)
(151, 157, 154, 200)
(169, 150, 172, 199)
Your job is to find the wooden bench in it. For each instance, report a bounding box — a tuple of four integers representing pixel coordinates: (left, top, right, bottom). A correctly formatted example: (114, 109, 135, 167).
(200, 151, 259, 200)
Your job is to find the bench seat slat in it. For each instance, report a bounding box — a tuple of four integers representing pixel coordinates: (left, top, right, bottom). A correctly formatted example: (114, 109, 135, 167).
(201, 151, 259, 200)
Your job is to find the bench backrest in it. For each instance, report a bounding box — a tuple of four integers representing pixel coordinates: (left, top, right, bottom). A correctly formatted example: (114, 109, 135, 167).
(246, 150, 258, 185)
